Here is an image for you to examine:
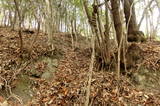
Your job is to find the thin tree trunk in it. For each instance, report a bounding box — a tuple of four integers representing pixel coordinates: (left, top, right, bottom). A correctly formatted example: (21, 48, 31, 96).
(8, 10, 12, 27)
(138, 0, 154, 29)
(14, 0, 23, 54)
(12, 10, 17, 30)
(3, 11, 7, 26)
(29, 20, 40, 55)
(85, 34, 95, 106)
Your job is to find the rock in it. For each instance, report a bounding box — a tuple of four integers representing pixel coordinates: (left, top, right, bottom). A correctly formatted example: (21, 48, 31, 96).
(132, 73, 146, 85)
(128, 31, 146, 42)
(30, 69, 42, 78)
(131, 67, 160, 91)
(126, 43, 143, 68)
(52, 59, 58, 67)
(12, 75, 33, 103)
(41, 71, 53, 80)
(49, 67, 58, 73)
(42, 57, 58, 67)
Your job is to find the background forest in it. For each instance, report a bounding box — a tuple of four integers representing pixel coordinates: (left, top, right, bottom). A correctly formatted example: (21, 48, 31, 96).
(0, 0, 160, 105)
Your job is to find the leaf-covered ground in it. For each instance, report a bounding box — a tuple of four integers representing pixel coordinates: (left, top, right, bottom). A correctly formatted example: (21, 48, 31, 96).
(0, 27, 160, 105)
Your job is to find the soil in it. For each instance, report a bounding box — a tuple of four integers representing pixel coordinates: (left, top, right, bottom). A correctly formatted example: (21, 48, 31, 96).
(0, 27, 160, 105)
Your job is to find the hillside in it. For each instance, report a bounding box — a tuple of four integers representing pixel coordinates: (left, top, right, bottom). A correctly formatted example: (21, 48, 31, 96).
(0, 27, 160, 105)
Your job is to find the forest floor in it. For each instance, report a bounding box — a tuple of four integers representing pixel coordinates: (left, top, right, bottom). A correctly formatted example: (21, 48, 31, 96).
(0, 27, 160, 106)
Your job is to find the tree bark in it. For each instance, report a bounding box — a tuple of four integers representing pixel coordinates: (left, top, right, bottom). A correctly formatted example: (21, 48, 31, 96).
(12, 10, 17, 30)
(123, 0, 146, 42)
(14, 0, 23, 54)
(45, 0, 54, 45)
(111, 0, 124, 79)
(123, 0, 138, 34)
(111, 0, 123, 46)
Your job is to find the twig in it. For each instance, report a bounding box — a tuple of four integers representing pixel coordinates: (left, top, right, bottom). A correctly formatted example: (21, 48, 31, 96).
(7, 86, 23, 105)
(0, 75, 23, 105)
(12, 60, 31, 81)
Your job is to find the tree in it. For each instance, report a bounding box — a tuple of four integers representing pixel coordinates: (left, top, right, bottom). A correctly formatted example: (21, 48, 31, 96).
(82, 0, 114, 70)
(110, 0, 124, 78)
(123, 0, 146, 42)
(123, 0, 138, 34)
(45, 0, 54, 46)
(14, 0, 23, 54)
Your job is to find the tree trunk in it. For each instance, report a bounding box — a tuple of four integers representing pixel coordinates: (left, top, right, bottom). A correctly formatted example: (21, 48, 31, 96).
(14, 0, 23, 54)
(12, 10, 17, 30)
(138, 0, 154, 29)
(45, 0, 54, 45)
(123, 0, 146, 42)
(103, 0, 111, 64)
(8, 10, 12, 27)
(123, 0, 138, 34)
(111, 0, 124, 79)
(111, 0, 123, 46)
(3, 11, 7, 26)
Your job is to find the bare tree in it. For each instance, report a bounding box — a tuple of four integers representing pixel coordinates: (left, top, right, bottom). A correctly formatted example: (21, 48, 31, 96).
(123, 0, 138, 34)
(110, 0, 124, 79)
(14, 0, 23, 54)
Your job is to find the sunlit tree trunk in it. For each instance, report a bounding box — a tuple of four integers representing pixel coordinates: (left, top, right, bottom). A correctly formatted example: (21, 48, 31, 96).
(45, 0, 54, 45)
(3, 10, 7, 26)
(11, 10, 17, 30)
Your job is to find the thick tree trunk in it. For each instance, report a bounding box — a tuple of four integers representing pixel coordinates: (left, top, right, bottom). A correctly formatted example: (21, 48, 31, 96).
(123, 0, 138, 34)
(45, 0, 54, 45)
(111, 0, 123, 46)
(111, 0, 125, 78)
(123, 0, 146, 42)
